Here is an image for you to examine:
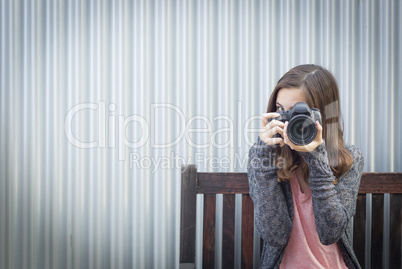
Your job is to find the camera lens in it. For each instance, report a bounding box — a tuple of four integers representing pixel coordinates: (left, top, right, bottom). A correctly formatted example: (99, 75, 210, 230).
(287, 115, 317, 145)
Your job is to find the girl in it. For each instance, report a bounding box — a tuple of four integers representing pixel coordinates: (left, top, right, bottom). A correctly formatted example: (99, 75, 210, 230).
(247, 64, 364, 269)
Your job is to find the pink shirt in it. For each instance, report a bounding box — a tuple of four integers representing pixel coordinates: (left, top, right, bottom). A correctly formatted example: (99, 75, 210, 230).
(279, 172, 348, 269)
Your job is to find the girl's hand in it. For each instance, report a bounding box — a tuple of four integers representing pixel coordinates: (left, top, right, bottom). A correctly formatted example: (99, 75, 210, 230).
(283, 120, 323, 152)
(260, 112, 286, 147)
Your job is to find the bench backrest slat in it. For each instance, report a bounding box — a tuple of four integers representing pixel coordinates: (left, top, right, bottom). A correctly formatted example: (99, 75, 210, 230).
(222, 195, 236, 268)
(241, 195, 254, 269)
(390, 194, 402, 268)
(203, 194, 216, 268)
(198, 173, 250, 194)
(358, 173, 402, 193)
(371, 194, 385, 269)
(197, 172, 402, 194)
(180, 165, 197, 264)
(353, 195, 366, 268)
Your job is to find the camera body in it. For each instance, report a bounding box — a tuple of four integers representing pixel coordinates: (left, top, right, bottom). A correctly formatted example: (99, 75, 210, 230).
(269, 102, 322, 145)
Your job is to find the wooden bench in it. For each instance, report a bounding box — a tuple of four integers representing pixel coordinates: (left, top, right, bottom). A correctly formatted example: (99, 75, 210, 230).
(180, 164, 402, 269)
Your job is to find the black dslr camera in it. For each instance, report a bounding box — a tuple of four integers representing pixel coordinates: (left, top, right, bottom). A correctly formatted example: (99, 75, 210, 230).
(268, 102, 322, 145)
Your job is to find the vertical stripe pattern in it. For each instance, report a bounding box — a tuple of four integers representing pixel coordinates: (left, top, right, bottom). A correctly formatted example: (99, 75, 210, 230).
(0, 0, 401, 268)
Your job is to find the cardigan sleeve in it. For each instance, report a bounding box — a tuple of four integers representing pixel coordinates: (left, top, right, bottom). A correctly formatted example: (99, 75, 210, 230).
(299, 140, 364, 245)
(247, 136, 292, 247)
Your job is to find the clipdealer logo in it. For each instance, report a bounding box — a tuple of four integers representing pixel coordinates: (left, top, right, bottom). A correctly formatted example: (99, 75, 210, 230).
(64, 101, 259, 164)
(64, 100, 340, 170)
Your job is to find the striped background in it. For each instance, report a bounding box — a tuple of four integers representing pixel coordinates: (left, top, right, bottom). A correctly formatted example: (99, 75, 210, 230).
(0, 0, 401, 268)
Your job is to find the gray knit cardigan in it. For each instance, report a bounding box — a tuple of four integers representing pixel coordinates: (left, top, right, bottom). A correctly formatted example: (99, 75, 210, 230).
(247, 136, 364, 269)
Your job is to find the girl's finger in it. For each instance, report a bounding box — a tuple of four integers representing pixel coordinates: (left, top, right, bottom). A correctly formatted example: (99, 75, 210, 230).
(261, 112, 281, 118)
(268, 125, 284, 138)
(283, 121, 288, 142)
(272, 120, 285, 128)
(315, 121, 323, 143)
(261, 113, 280, 128)
(265, 120, 285, 133)
(317, 121, 323, 132)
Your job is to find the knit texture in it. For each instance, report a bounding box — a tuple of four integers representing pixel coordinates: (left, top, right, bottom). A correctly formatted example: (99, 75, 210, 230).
(247, 136, 364, 269)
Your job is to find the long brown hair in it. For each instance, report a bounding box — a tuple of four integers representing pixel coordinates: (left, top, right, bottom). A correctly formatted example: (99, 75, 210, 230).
(267, 64, 353, 183)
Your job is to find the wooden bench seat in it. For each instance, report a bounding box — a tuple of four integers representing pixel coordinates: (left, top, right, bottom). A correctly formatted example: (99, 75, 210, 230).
(180, 164, 402, 269)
